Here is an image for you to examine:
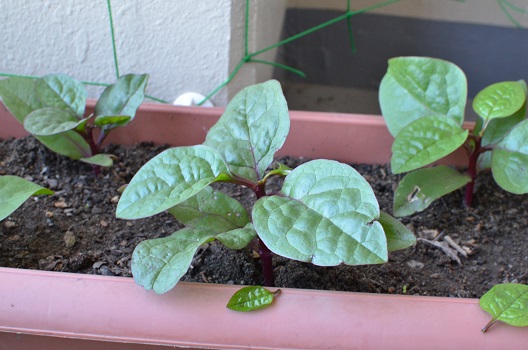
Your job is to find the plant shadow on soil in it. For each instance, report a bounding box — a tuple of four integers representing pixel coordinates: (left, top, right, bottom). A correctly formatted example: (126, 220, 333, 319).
(1, 137, 527, 298)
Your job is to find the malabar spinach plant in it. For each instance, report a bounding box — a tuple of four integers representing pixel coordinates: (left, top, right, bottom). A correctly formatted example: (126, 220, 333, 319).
(0, 175, 53, 221)
(0, 73, 148, 168)
(379, 56, 528, 216)
(116, 80, 415, 308)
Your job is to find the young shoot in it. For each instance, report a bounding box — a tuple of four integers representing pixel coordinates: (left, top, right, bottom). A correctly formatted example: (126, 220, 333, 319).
(116, 80, 415, 309)
(0, 73, 148, 170)
(379, 56, 528, 216)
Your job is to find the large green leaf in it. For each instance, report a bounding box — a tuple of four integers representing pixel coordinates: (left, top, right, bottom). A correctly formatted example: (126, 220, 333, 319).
(94, 74, 148, 126)
(480, 283, 528, 332)
(379, 57, 467, 136)
(204, 80, 290, 182)
(377, 211, 416, 251)
(253, 159, 387, 266)
(116, 145, 232, 219)
(393, 166, 471, 217)
(36, 74, 87, 116)
(391, 115, 469, 174)
(24, 107, 88, 136)
(0, 175, 54, 221)
(132, 188, 255, 294)
(491, 119, 528, 194)
(473, 81, 525, 124)
(0, 77, 42, 122)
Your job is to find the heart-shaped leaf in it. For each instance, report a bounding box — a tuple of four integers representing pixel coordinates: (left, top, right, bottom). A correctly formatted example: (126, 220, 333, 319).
(36, 74, 87, 116)
(0, 77, 43, 122)
(473, 81, 525, 123)
(393, 166, 471, 217)
(377, 211, 416, 251)
(253, 159, 387, 266)
(379, 57, 467, 136)
(80, 154, 114, 167)
(480, 283, 528, 332)
(227, 286, 280, 312)
(204, 80, 289, 182)
(391, 115, 469, 174)
(116, 145, 232, 219)
(24, 107, 89, 136)
(0, 175, 54, 221)
(132, 188, 255, 294)
(95, 74, 148, 125)
(491, 119, 528, 194)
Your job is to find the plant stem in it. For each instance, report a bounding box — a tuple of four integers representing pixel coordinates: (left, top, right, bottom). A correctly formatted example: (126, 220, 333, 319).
(254, 181, 275, 287)
(464, 137, 481, 207)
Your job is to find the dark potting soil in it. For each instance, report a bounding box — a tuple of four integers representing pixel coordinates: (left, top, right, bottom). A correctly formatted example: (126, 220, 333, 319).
(1, 136, 527, 298)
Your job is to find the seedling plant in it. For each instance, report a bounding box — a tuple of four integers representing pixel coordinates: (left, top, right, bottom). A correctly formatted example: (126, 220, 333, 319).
(0, 73, 148, 168)
(117, 80, 415, 310)
(0, 175, 53, 221)
(379, 56, 528, 217)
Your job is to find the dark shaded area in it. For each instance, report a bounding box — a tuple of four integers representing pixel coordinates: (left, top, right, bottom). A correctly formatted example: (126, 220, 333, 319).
(275, 10, 528, 97)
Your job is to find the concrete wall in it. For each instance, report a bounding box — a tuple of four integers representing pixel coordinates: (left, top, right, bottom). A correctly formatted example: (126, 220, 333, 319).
(0, 1, 286, 106)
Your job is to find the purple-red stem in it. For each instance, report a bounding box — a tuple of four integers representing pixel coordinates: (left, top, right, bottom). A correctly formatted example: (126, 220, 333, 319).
(464, 137, 481, 207)
(254, 181, 276, 287)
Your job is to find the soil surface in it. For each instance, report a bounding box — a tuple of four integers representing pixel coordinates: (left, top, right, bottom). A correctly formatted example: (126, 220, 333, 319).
(1, 137, 527, 298)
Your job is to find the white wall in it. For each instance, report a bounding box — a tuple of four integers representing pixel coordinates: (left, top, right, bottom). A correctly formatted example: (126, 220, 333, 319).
(0, 1, 287, 106)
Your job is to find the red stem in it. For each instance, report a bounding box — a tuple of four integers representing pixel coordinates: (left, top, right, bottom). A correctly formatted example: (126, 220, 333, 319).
(254, 182, 275, 287)
(464, 137, 481, 207)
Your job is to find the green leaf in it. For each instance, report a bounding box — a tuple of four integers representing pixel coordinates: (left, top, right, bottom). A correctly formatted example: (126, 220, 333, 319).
(35, 132, 91, 160)
(93, 115, 131, 127)
(36, 74, 87, 116)
(80, 154, 114, 167)
(480, 283, 528, 332)
(377, 211, 416, 251)
(477, 82, 527, 171)
(379, 57, 467, 136)
(131, 224, 256, 294)
(131, 227, 216, 294)
(0, 175, 53, 221)
(473, 81, 525, 123)
(227, 286, 279, 312)
(94, 74, 148, 126)
(24, 107, 88, 136)
(0, 77, 91, 159)
(204, 80, 290, 182)
(0, 77, 42, 122)
(391, 116, 469, 174)
(168, 186, 250, 230)
(253, 159, 387, 266)
(491, 119, 528, 194)
(116, 145, 232, 219)
(393, 166, 471, 217)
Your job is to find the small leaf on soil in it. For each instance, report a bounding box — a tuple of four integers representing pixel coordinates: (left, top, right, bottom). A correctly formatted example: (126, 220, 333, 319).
(480, 283, 528, 332)
(227, 286, 280, 312)
(393, 166, 471, 216)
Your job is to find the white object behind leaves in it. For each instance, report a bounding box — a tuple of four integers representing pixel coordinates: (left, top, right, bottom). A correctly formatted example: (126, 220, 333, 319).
(173, 92, 214, 107)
